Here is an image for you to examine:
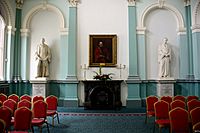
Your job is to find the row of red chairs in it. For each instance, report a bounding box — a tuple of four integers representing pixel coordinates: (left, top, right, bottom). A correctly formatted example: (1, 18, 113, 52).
(0, 93, 47, 103)
(0, 94, 60, 132)
(145, 95, 200, 133)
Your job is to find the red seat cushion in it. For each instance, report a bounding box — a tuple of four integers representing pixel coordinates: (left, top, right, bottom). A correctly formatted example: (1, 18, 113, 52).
(32, 118, 45, 126)
(47, 110, 57, 116)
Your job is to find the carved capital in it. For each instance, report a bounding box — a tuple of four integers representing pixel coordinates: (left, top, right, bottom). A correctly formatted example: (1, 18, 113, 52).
(68, 0, 80, 7)
(127, 0, 136, 6)
(16, 0, 24, 9)
(184, 0, 190, 6)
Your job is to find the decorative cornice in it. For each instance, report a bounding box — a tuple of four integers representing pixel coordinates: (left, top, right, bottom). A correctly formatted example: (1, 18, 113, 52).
(191, 24, 200, 33)
(6, 26, 15, 35)
(136, 27, 146, 35)
(16, 0, 24, 9)
(68, 0, 80, 7)
(127, 0, 136, 6)
(20, 28, 30, 37)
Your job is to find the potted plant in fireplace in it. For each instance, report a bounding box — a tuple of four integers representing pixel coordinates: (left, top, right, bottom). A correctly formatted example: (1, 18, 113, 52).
(93, 63, 114, 81)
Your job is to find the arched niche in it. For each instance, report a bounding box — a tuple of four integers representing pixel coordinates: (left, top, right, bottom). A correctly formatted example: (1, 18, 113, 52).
(138, 2, 186, 79)
(22, 3, 66, 33)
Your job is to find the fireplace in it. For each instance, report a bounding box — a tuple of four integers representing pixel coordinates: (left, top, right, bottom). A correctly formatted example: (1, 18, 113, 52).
(83, 80, 122, 109)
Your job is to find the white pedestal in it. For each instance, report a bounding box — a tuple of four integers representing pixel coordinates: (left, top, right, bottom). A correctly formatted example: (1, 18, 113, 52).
(157, 78, 175, 97)
(30, 78, 48, 97)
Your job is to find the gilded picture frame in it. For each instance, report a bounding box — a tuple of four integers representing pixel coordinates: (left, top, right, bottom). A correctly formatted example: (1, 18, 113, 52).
(89, 34, 117, 67)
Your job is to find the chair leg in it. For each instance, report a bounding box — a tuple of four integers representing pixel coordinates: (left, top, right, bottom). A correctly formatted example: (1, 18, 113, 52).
(52, 116, 54, 126)
(56, 112, 60, 124)
(46, 122, 50, 133)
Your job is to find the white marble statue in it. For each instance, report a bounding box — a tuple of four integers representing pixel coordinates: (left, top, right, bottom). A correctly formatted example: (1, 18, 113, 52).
(35, 38, 51, 78)
(158, 37, 171, 78)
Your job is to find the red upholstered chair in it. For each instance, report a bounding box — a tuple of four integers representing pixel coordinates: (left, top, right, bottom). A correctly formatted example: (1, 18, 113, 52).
(46, 95, 60, 126)
(190, 107, 200, 132)
(3, 99, 17, 115)
(0, 106, 12, 132)
(20, 94, 32, 102)
(153, 100, 170, 133)
(0, 119, 6, 133)
(187, 95, 198, 102)
(11, 107, 33, 133)
(8, 94, 19, 103)
(32, 100, 49, 133)
(0, 101, 2, 107)
(160, 96, 172, 109)
(173, 95, 186, 103)
(169, 107, 190, 133)
(193, 122, 200, 132)
(0, 93, 7, 103)
(32, 96, 44, 103)
(145, 96, 158, 123)
(17, 99, 32, 109)
(170, 100, 186, 110)
(187, 99, 200, 113)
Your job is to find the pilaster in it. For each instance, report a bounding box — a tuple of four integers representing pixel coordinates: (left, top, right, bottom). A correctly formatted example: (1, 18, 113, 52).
(13, 0, 24, 82)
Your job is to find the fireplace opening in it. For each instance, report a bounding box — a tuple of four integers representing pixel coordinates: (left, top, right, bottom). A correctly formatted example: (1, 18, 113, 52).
(83, 81, 122, 110)
(89, 86, 113, 108)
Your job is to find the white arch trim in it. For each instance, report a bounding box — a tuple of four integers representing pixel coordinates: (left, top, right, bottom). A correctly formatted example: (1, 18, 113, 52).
(192, 0, 200, 33)
(138, 3, 186, 33)
(22, 3, 66, 33)
(0, 0, 14, 27)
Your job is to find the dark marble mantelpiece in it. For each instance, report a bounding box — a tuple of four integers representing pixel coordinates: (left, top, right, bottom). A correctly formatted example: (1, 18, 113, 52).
(82, 80, 122, 109)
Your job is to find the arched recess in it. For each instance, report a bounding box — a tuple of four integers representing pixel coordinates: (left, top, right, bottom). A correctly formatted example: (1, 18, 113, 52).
(138, 3, 185, 32)
(22, 3, 66, 32)
(192, 0, 200, 29)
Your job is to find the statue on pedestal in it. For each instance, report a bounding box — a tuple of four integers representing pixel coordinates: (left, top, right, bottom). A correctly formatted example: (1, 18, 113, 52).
(158, 37, 171, 78)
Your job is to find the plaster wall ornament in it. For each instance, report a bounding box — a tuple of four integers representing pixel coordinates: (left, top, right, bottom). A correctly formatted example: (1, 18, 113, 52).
(127, 0, 136, 6)
(184, 0, 190, 6)
(158, 0, 165, 8)
(16, 0, 24, 9)
(68, 0, 80, 7)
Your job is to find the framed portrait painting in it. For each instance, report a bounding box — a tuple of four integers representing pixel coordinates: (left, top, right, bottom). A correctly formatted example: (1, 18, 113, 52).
(89, 34, 117, 67)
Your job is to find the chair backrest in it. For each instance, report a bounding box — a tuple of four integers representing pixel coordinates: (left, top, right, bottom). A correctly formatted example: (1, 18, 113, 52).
(173, 95, 186, 103)
(3, 99, 17, 114)
(46, 95, 58, 110)
(190, 107, 200, 126)
(154, 100, 169, 119)
(0, 93, 7, 103)
(170, 100, 186, 110)
(169, 107, 190, 133)
(0, 119, 5, 133)
(146, 96, 158, 112)
(14, 107, 32, 131)
(187, 96, 198, 102)
(20, 94, 32, 102)
(0, 106, 12, 129)
(187, 99, 200, 113)
(32, 96, 44, 103)
(17, 99, 32, 109)
(32, 100, 47, 118)
(160, 96, 173, 105)
(193, 122, 200, 132)
(8, 94, 19, 103)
